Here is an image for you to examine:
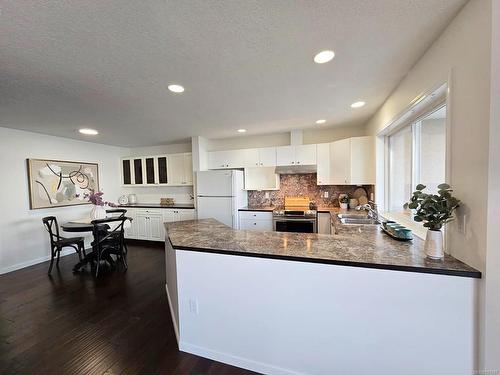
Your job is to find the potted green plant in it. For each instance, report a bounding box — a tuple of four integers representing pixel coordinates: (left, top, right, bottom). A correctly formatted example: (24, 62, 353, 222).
(404, 183, 460, 259)
(339, 195, 349, 210)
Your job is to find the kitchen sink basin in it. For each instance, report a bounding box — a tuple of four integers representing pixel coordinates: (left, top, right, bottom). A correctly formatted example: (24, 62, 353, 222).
(337, 213, 379, 225)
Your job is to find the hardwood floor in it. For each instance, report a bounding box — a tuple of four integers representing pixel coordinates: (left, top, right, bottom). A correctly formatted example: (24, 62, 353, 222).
(0, 242, 256, 375)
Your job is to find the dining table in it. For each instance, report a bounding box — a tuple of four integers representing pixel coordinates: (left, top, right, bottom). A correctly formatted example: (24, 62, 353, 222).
(61, 218, 130, 272)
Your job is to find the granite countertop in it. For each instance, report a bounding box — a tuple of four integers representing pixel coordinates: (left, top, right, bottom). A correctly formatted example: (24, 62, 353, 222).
(239, 206, 275, 212)
(166, 218, 481, 278)
(120, 203, 195, 209)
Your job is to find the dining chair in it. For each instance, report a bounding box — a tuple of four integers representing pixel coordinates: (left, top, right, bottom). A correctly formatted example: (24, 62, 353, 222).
(91, 216, 129, 277)
(106, 208, 129, 254)
(106, 208, 127, 217)
(42, 216, 86, 275)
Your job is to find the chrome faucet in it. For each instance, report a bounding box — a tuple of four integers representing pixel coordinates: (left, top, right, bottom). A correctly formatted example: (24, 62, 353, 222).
(356, 201, 379, 222)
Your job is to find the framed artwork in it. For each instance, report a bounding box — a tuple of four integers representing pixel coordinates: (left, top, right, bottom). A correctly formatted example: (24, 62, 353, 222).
(27, 158, 99, 209)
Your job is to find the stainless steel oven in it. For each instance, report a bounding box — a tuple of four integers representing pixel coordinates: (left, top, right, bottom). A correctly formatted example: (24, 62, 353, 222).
(272, 208, 318, 233)
(273, 216, 317, 233)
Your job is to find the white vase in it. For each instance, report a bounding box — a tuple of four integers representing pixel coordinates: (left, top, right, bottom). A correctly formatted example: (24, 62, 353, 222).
(90, 205, 107, 221)
(424, 229, 444, 259)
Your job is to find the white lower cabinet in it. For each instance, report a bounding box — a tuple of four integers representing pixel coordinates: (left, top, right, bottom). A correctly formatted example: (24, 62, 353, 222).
(239, 211, 273, 231)
(135, 210, 164, 241)
(163, 208, 197, 223)
(125, 207, 197, 241)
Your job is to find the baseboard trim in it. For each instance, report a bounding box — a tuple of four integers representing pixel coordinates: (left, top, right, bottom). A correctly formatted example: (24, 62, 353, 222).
(179, 341, 303, 375)
(0, 247, 87, 275)
(165, 284, 180, 343)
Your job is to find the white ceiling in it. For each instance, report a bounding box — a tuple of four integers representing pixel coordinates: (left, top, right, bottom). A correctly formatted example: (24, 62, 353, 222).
(0, 0, 466, 147)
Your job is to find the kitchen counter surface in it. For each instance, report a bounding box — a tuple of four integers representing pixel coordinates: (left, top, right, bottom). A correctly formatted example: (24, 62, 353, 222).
(120, 203, 195, 209)
(166, 218, 481, 278)
(238, 206, 275, 211)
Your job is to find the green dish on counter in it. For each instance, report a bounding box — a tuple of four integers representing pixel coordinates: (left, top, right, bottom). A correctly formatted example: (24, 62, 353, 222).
(381, 221, 413, 241)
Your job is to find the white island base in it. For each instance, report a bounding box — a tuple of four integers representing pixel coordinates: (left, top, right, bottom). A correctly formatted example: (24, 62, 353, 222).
(165, 244, 478, 375)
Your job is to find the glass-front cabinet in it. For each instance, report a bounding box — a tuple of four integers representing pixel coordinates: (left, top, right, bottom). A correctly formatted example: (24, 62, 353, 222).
(121, 153, 192, 186)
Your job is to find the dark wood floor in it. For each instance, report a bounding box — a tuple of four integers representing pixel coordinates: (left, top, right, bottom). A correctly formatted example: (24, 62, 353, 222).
(0, 242, 256, 375)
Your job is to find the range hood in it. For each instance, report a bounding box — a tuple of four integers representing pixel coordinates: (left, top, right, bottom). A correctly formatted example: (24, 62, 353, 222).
(274, 164, 317, 174)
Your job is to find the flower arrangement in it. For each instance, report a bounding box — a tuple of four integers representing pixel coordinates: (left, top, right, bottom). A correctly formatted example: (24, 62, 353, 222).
(81, 190, 117, 207)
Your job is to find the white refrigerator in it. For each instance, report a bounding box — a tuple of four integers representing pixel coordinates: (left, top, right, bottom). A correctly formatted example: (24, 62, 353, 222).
(196, 170, 248, 229)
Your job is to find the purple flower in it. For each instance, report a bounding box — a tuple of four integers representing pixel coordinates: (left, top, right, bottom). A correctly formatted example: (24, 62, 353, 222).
(82, 189, 117, 207)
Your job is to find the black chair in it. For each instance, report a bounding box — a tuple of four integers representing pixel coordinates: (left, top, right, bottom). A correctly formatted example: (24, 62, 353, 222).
(106, 209, 129, 254)
(91, 216, 129, 277)
(106, 208, 127, 217)
(42, 216, 85, 275)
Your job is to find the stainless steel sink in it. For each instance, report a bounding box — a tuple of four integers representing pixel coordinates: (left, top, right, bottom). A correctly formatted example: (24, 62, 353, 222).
(337, 213, 379, 225)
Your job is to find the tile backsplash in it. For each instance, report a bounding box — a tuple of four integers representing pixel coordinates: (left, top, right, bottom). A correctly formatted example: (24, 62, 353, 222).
(247, 173, 374, 208)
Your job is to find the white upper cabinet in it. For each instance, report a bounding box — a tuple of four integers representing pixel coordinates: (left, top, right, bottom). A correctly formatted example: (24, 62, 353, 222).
(244, 167, 280, 190)
(167, 153, 193, 186)
(121, 152, 193, 187)
(330, 138, 351, 184)
(208, 148, 277, 169)
(316, 143, 331, 185)
(350, 136, 375, 185)
(329, 136, 375, 185)
(295, 144, 317, 165)
(208, 149, 259, 169)
(258, 147, 277, 167)
(276, 145, 316, 166)
(276, 146, 295, 166)
(183, 153, 193, 185)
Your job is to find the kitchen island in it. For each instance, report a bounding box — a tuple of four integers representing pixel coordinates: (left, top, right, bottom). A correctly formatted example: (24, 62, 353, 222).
(165, 219, 480, 375)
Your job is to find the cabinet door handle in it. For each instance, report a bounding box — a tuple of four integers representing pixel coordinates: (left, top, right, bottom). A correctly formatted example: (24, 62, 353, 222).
(253, 222, 256, 225)
(297, 161, 300, 164)
(221, 164, 225, 167)
(256, 162, 258, 165)
(260, 162, 263, 166)
(291, 161, 295, 164)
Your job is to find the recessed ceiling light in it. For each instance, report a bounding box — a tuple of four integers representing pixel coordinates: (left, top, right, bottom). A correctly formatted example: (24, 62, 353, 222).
(315, 119, 326, 124)
(237, 129, 247, 133)
(168, 84, 185, 93)
(314, 50, 335, 64)
(79, 128, 99, 135)
(351, 101, 366, 108)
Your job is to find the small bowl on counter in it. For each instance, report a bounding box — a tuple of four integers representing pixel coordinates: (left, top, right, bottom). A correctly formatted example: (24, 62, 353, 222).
(381, 221, 413, 241)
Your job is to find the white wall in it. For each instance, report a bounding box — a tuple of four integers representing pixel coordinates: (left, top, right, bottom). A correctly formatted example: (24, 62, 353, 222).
(207, 132, 290, 151)
(128, 142, 191, 156)
(366, 0, 491, 272)
(176, 249, 477, 375)
(303, 123, 367, 144)
(485, 0, 500, 371)
(206, 124, 366, 152)
(0, 127, 128, 274)
(364, 0, 492, 369)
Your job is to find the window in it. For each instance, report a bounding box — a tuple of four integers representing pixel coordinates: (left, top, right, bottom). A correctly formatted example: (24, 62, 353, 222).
(387, 105, 447, 216)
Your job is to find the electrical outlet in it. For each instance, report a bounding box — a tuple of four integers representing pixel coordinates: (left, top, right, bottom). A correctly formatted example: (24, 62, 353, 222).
(324, 191, 329, 198)
(265, 192, 270, 199)
(189, 299, 199, 315)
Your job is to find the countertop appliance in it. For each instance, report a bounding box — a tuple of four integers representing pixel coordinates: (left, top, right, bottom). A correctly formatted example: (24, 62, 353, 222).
(196, 170, 247, 229)
(273, 197, 317, 233)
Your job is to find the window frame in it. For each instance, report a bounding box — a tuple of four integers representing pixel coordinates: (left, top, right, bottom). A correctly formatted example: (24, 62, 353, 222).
(377, 82, 451, 240)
